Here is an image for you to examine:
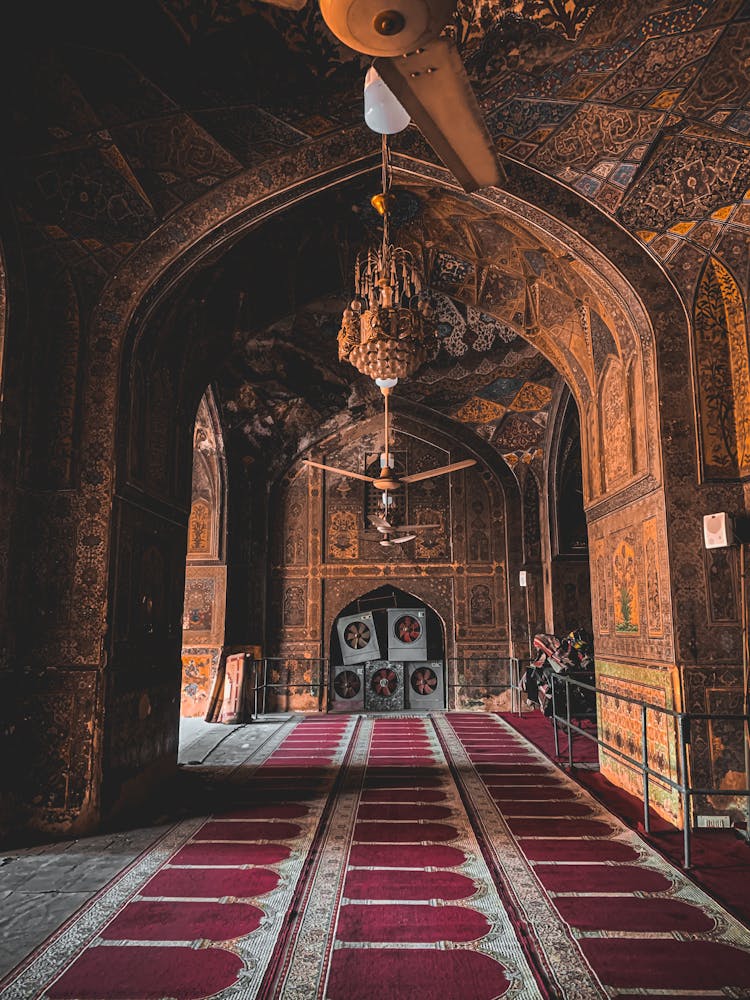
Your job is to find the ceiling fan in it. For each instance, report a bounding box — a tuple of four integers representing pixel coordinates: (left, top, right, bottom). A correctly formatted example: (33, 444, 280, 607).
(260, 0, 503, 193)
(362, 511, 441, 546)
(303, 382, 476, 491)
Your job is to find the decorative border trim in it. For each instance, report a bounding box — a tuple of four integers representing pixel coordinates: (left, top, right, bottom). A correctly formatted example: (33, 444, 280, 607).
(433, 714, 608, 1000)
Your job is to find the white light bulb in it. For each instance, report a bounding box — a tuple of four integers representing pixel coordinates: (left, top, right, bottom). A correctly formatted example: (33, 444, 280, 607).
(364, 67, 410, 135)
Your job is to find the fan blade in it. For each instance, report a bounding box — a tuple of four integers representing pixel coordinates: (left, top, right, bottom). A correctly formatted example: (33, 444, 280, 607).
(258, 0, 307, 8)
(368, 514, 393, 529)
(303, 459, 374, 483)
(394, 523, 441, 531)
(390, 534, 417, 544)
(400, 458, 476, 484)
(375, 38, 503, 193)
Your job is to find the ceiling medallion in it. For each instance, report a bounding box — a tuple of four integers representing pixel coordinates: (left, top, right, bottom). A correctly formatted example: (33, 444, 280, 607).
(338, 136, 437, 384)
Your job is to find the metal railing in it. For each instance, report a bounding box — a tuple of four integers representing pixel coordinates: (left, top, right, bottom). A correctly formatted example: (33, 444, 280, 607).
(247, 656, 523, 714)
(249, 657, 329, 715)
(446, 657, 515, 710)
(542, 671, 750, 868)
(232, 654, 748, 868)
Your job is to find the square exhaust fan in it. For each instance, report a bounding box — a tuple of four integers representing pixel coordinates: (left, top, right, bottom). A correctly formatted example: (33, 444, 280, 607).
(337, 611, 380, 665)
(386, 607, 428, 661)
(407, 661, 444, 711)
(331, 665, 365, 713)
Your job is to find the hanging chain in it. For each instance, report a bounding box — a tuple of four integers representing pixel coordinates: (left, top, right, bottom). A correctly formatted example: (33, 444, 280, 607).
(381, 133, 391, 254)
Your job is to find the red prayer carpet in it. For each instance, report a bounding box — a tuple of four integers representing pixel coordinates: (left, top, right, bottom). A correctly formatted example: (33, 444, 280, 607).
(3, 712, 750, 999)
(501, 707, 750, 927)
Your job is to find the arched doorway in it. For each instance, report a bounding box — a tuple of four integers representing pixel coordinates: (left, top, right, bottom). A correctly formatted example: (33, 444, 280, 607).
(13, 148, 697, 836)
(329, 585, 446, 713)
(179, 389, 228, 720)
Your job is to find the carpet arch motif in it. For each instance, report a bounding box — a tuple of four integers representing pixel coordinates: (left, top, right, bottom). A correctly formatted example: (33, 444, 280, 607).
(2, 713, 750, 999)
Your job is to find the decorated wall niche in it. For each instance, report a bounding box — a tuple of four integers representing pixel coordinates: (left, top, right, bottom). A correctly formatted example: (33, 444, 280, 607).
(703, 546, 740, 626)
(642, 517, 664, 638)
(627, 359, 649, 478)
(146, 369, 175, 494)
(274, 468, 310, 567)
(469, 582, 494, 625)
(588, 492, 673, 664)
(127, 361, 181, 501)
(612, 537, 639, 635)
(694, 256, 750, 479)
(546, 395, 591, 635)
(283, 584, 306, 627)
(182, 567, 226, 642)
(188, 499, 212, 556)
(598, 357, 634, 494)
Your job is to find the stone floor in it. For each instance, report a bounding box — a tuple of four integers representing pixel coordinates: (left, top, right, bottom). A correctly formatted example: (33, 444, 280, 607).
(0, 716, 290, 979)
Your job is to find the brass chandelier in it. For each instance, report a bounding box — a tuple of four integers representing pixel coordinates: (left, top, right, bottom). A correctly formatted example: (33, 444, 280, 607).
(338, 136, 436, 383)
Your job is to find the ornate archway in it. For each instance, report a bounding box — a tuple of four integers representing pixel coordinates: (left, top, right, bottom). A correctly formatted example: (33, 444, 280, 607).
(10, 134, 712, 832)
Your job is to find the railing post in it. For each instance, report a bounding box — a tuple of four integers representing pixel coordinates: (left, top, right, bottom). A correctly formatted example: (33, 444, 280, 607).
(678, 714, 692, 869)
(641, 703, 650, 835)
(551, 674, 561, 758)
(565, 676, 573, 769)
(262, 658, 268, 715)
(253, 659, 259, 720)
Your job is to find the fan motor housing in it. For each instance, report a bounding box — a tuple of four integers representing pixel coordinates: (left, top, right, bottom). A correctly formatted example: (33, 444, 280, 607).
(319, 0, 455, 57)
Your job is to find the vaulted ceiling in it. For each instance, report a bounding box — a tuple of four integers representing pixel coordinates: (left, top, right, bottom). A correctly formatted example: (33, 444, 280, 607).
(4, 0, 750, 475)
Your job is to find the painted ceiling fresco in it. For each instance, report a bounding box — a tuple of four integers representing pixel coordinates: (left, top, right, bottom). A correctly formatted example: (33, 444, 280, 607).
(218, 290, 559, 475)
(4, 0, 749, 484)
(4, 0, 750, 312)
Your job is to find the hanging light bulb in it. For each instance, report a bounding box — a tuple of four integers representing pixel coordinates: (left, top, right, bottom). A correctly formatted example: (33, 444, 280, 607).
(363, 66, 410, 134)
